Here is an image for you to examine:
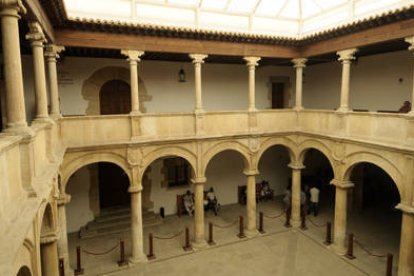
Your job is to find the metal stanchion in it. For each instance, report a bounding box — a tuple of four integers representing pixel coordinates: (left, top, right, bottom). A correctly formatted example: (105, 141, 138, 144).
(74, 246, 84, 275)
(208, 222, 216, 245)
(324, 222, 332, 245)
(117, 240, 127, 266)
(237, 215, 246, 238)
(183, 227, 192, 251)
(147, 233, 156, 260)
(345, 233, 356, 259)
(284, 208, 292, 228)
(386, 253, 393, 276)
(58, 258, 65, 276)
(258, 212, 265, 234)
(300, 213, 307, 230)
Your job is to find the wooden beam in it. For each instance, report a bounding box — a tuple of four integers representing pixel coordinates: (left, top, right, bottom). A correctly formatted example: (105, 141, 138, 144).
(300, 18, 414, 57)
(55, 29, 300, 58)
(23, 0, 55, 42)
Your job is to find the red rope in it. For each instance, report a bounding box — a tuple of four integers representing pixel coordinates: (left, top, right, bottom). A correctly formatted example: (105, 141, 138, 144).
(82, 243, 118, 256)
(153, 230, 184, 240)
(354, 239, 387, 258)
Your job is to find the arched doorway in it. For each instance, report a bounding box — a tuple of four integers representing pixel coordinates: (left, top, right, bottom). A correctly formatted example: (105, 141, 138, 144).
(16, 266, 31, 276)
(99, 80, 131, 115)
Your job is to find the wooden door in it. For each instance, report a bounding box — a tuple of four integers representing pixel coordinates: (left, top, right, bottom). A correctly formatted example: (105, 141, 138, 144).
(271, 82, 284, 109)
(99, 80, 131, 115)
(98, 163, 130, 209)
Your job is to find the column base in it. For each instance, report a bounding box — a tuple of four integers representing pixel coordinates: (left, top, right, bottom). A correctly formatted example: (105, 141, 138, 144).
(332, 242, 347, 256)
(291, 218, 301, 228)
(293, 106, 304, 111)
(335, 107, 350, 113)
(130, 111, 141, 116)
(128, 254, 147, 265)
(50, 113, 62, 120)
(245, 229, 259, 238)
(33, 116, 55, 125)
(4, 124, 34, 136)
(192, 239, 208, 250)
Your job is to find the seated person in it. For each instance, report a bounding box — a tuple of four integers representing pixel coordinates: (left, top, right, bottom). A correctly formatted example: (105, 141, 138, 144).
(260, 181, 274, 200)
(204, 187, 219, 214)
(183, 190, 194, 216)
(399, 100, 411, 113)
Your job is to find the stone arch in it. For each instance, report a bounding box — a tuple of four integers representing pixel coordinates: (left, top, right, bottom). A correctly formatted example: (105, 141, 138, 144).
(255, 136, 297, 168)
(16, 266, 31, 276)
(82, 66, 151, 115)
(297, 139, 336, 177)
(39, 203, 56, 236)
(141, 146, 197, 179)
(202, 141, 251, 176)
(341, 151, 403, 198)
(61, 152, 131, 191)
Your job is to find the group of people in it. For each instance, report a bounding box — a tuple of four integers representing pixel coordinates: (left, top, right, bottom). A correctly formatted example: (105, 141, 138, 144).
(183, 187, 219, 216)
(283, 184, 320, 216)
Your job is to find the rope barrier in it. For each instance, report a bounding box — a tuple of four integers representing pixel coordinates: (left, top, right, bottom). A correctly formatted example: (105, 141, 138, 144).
(81, 243, 118, 256)
(354, 239, 387, 258)
(213, 219, 238, 229)
(153, 230, 184, 240)
(307, 217, 327, 228)
(262, 210, 285, 219)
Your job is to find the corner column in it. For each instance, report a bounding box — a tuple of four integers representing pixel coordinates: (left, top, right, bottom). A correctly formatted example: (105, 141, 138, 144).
(288, 162, 305, 227)
(192, 177, 207, 248)
(45, 44, 65, 120)
(57, 193, 71, 273)
(26, 21, 51, 123)
(244, 57, 261, 112)
(396, 203, 414, 276)
(292, 58, 307, 110)
(404, 36, 414, 115)
(331, 179, 354, 254)
(40, 235, 59, 276)
(244, 169, 259, 236)
(336, 48, 358, 113)
(121, 50, 144, 115)
(0, 0, 31, 133)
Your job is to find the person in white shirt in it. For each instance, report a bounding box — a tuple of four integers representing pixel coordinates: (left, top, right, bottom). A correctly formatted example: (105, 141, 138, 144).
(308, 186, 320, 216)
(183, 190, 194, 216)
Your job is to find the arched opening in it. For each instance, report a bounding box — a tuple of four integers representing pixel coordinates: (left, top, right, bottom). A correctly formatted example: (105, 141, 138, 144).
(99, 79, 131, 115)
(16, 266, 31, 276)
(347, 162, 401, 274)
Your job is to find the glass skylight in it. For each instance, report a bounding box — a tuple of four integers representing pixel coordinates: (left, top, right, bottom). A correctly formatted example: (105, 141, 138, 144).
(63, 0, 414, 38)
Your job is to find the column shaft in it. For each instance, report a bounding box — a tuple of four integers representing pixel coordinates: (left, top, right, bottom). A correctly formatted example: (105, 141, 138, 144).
(130, 190, 145, 263)
(194, 182, 206, 246)
(57, 202, 70, 271)
(292, 58, 307, 110)
(333, 187, 349, 254)
(291, 168, 301, 227)
(398, 211, 414, 276)
(130, 60, 139, 113)
(41, 241, 59, 276)
(195, 62, 203, 110)
(244, 57, 260, 112)
(339, 61, 351, 111)
(45, 45, 64, 119)
(246, 174, 257, 234)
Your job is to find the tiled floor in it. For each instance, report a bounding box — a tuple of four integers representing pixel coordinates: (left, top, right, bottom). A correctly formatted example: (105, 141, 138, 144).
(67, 196, 400, 275)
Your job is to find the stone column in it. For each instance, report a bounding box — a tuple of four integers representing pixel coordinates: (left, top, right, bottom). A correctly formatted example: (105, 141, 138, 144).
(129, 184, 145, 264)
(57, 194, 71, 273)
(45, 44, 65, 120)
(244, 170, 259, 236)
(26, 21, 51, 123)
(121, 50, 144, 115)
(192, 177, 207, 248)
(40, 236, 59, 276)
(189, 54, 208, 112)
(331, 179, 354, 254)
(405, 36, 414, 115)
(244, 57, 261, 112)
(336, 48, 358, 113)
(0, 0, 31, 134)
(288, 162, 305, 227)
(292, 58, 307, 110)
(396, 203, 414, 276)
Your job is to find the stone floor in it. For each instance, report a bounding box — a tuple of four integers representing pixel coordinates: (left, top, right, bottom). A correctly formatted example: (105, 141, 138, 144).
(67, 196, 400, 275)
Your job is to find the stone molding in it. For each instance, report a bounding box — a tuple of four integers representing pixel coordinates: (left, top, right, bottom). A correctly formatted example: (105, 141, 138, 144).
(40, 233, 58, 244)
(288, 162, 305, 170)
(330, 179, 355, 189)
(396, 203, 414, 215)
(128, 185, 143, 193)
(191, 177, 207, 184)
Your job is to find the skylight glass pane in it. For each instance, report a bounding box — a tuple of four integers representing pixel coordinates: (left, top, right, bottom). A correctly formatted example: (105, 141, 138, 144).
(227, 0, 257, 13)
(303, 5, 348, 34)
(354, 0, 406, 17)
(313, 0, 347, 10)
(200, 0, 227, 10)
(252, 17, 299, 36)
(301, 0, 322, 18)
(65, 0, 130, 18)
(136, 4, 195, 27)
(255, 0, 286, 16)
(168, 0, 199, 7)
(280, 0, 300, 19)
(199, 12, 249, 32)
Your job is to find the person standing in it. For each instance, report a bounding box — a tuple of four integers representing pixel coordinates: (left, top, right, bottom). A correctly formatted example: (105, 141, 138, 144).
(309, 185, 320, 216)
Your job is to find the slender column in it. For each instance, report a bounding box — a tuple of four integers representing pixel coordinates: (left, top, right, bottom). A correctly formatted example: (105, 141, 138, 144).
(244, 57, 261, 112)
(244, 170, 259, 236)
(288, 162, 305, 227)
(192, 177, 207, 248)
(396, 203, 414, 276)
(45, 45, 65, 119)
(40, 236, 59, 276)
(26, 21, 51, 123)
(189, 54, 208, 112)
(129, 184, 145, 263)
(292, 58, 307, 110)
(404, 36, 414, 115)
(121, 50, 144, 115)
(0, 0, 31, 133)
(336, 48, 358, 113)
(57, 194, 71, 273)
(331, 179, 354, 254)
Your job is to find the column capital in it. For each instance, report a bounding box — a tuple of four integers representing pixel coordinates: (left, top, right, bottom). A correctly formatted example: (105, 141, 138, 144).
(243, 169, 259, 176)
(25, 21, 46, 44)
(128, 185, 143, 193)
(191, 177, 207, 184)
(189, 54, 208, 64)
(40, 233, 58, 244)
(405, 36, 414, 51)
(330, 179, 354, 189)
(396, 203, 414, 215)
(57, 194, 71, 206)
(0, 0, 26, 15)
(45, 44, 65, 59)
(337, 48, 358, 62)
(288, 162, 305, 170)
(244, 56, 261, 67)
(121, 49, 144, 62)
(292, 58, 307, 68)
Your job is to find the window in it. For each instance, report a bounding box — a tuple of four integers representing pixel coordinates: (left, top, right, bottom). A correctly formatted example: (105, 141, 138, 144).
(163, 158, 190, 187)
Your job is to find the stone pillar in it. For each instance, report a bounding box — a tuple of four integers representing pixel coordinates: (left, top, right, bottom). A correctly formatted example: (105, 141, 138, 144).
(331, 179, 354, 254)
(288, 162, 305, 227)
(292, 58, 307, 110)
(244, 57, 261, 112)
(405, 36, 414, 115)
(40, 236, 59, 276)
(189, 54, 208, 112)
(336, 48, 358, 113)
(192, 177, 207, 248)
(121, 50, 144, 115)
(45, 44, 65, 120)
(129, 184, 145, 264)
(396, 203, 414, 276)
(244, 170, 259, 236)
(0, 0, 31, 133)
(57, 194, 71, 273)
(26, 21, 51, 123)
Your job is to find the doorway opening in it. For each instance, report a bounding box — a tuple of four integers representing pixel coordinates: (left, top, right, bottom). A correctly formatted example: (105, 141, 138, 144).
(99, 79, 131, 115)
